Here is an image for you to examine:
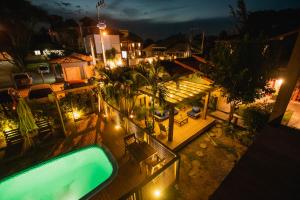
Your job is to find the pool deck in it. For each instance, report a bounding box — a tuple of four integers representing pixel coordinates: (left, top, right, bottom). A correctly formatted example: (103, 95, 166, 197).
(0, 114, 148, 200)
(154, 110, 216, 151)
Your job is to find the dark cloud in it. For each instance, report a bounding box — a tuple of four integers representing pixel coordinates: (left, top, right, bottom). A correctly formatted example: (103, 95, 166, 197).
(60, 1, 71, 7)
(122, 8, 140, 17)
(30, 0, 300, 39)
(108, 0, 124, 10)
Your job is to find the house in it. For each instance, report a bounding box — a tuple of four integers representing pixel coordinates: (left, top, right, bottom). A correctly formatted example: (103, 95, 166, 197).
(49, 53, 94, 81)
(84, 33, 121, 56)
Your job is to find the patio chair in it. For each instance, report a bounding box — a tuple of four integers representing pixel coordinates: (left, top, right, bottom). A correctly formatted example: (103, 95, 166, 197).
(158, 123, 168, 138)
(123, 133, 138, 155)
(145, 155, 166, 175)
(153, 110, 169, 121)
(187, 106, 201, 119)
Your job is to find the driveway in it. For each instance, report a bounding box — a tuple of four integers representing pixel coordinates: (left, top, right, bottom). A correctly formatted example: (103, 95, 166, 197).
(0, 61, 57, 97)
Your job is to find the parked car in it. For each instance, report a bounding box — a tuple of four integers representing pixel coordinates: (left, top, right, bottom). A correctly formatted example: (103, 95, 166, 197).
(27, 84, 54, 103)
(37, 65, 50, 74)
(12, 73, 33, 89)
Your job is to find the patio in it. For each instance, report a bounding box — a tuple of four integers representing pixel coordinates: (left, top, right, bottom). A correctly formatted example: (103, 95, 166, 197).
(154, 109, 215, 151)
(139, 79, 216, 151)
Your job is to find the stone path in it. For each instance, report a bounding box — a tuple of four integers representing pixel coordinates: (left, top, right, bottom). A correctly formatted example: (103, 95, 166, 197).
(167, 122, 247, 200)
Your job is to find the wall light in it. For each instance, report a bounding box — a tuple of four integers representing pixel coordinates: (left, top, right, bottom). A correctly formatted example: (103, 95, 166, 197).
(153, 189, 161, 198)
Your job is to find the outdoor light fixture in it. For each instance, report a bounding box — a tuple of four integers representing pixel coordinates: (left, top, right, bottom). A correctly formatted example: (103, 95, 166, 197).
(73, 110, 81, 120)
(129, 114, 134, 119)
(153, 189, 161, 198)
(278, 79, 284, 85)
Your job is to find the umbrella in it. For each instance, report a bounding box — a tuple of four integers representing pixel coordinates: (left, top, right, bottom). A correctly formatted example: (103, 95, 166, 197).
(17, 98, 38, 149)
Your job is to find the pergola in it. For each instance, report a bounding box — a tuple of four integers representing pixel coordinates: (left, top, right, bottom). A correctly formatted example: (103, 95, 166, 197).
(140, 79, 215, 141)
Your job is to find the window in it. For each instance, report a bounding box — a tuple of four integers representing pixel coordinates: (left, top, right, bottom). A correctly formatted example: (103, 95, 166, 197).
(34, 50, 41, 55)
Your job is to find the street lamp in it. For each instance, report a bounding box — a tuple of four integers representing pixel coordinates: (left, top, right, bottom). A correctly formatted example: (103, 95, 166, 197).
(96, 0, 107, 67)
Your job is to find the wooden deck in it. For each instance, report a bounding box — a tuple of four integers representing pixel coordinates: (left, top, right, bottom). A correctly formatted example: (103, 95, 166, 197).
(154, 109, 216, 151)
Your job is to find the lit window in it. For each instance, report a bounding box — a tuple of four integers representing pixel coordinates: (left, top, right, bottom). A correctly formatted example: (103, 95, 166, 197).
(121, 51, 127, 59)
(138, 51, 141, 56)
(138, 43, 141, 47)
(132, 43, 135, 47)
(120, 43, 123, 47)
(34, 50, 41, 55)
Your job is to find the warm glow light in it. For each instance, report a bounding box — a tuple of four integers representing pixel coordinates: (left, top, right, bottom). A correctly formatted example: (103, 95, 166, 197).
(277, 79, 284, 85)
(153, 189, 161, 198)
(73, 110, 81, 120)
(115, 125, 121, 130)
(129, 114, 134, 119)
(3, 125, 12, 132)
(102, 31, 107, 35)
(116, 59, 123, 66)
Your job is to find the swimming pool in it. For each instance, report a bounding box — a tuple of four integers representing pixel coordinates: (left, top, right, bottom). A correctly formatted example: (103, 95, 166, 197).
(0, 145, 117, 200)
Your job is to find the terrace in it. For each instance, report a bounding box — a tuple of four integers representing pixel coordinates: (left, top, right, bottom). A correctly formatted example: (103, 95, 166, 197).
(138, 78, 216, 151)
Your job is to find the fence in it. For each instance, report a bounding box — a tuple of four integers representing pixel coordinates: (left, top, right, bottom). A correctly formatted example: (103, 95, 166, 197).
(105, 102, 180, 200)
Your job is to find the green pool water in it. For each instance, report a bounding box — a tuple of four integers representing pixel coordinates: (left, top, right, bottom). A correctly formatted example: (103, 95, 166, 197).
(0, 146, 116, 200)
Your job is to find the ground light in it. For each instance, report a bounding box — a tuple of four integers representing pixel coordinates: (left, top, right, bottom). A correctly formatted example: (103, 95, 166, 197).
(115, 124, 121, 130)
(73, 110, 82, 120)
(153, 189, 161, 198)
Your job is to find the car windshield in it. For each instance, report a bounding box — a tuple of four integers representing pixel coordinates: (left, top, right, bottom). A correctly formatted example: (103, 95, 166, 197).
(14, 74, 28, 79)
(29, 88, 52, 99)
(39, 66, 48, 70)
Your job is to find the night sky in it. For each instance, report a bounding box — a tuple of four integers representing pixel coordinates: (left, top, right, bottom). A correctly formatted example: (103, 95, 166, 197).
(30, 0, 300, 39)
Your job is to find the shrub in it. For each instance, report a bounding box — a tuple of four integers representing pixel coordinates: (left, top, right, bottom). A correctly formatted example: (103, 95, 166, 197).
(242, 103, 272, 133)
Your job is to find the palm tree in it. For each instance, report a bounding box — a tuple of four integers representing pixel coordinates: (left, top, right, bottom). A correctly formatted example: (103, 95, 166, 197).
(134, 62, 169, 132)
(96, 67, 141, 134)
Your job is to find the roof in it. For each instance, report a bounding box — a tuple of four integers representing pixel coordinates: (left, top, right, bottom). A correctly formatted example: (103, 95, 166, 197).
(210, 125, 300, 200)
(50, 53, 92, 64)
(160, 60, 192, 77)
(140, 79, 214, 104)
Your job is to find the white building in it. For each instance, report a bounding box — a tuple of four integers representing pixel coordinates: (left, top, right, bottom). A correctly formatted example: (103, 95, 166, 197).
(84, 34, 121, 55)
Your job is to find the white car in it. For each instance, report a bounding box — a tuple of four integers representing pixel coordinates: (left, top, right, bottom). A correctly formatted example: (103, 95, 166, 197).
(12, 73, 33, 89)
(27, 84, 54, 104)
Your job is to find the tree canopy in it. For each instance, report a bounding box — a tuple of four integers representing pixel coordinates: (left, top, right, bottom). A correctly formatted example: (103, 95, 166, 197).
(0, 0, 48, 71)
(209, 35, 275, 121)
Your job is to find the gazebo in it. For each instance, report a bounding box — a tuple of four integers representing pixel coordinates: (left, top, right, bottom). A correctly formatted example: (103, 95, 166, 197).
(140, 78, 215, 145)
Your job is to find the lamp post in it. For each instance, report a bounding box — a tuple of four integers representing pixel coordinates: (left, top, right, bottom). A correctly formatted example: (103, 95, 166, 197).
(96, 0, 107, 67)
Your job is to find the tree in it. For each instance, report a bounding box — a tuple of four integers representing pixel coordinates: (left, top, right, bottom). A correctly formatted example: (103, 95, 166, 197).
(209, 35, 274, 122)
(97, 67, 141, 134)
(0, 0, 47, 71)
(134, 62, 169, 131)
(229, 0, 248, 36)
(105, 48, 117, 60)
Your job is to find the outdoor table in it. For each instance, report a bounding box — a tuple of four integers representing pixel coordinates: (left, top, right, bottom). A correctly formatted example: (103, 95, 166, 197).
(174, 116, 188, 126)
(127, 141, 157, 172)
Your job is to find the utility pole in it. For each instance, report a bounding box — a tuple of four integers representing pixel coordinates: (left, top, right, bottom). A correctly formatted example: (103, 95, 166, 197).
(96, 0, 107, 67)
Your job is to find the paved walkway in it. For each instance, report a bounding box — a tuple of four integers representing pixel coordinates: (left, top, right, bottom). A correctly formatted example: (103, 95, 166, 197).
(169, 122, 247, 200)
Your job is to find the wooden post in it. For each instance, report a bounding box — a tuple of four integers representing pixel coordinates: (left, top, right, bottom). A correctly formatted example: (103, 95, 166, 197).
(269, 33, 300, 124)
(203, 92, 210, 120)
(54, 96, 67, 136)
(168, 105, 175, 142)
